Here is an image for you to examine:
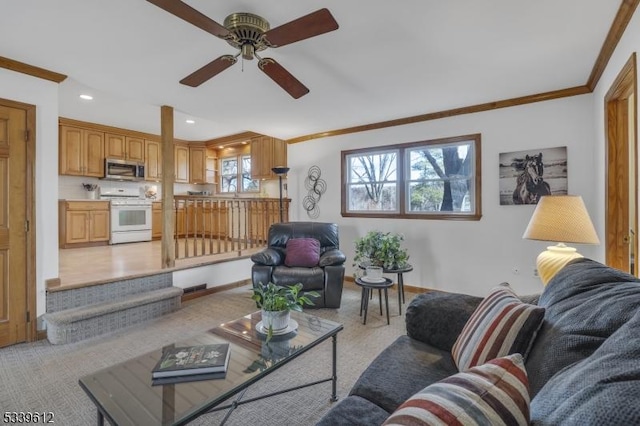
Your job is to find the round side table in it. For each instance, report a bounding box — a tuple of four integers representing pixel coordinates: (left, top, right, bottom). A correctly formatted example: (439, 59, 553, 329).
(383, 264, 413, 315)
(354, 277, 393, 325)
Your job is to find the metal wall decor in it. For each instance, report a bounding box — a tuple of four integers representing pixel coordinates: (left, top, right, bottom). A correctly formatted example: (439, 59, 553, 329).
(303, 165, 326, 218)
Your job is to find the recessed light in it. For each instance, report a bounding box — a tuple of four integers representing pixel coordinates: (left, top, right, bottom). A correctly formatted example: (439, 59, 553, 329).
(218, 145, 224, 149)
(186, 119, 195, 124)
(79, 94, 93, 100)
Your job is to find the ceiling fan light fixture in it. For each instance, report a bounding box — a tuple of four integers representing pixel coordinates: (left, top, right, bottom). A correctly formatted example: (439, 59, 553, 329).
(241, 43, 255, 61)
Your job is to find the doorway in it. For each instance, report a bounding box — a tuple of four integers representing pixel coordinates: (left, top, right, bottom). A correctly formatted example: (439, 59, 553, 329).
(605, 53, 638, 275)
(0, 98, 36, 348)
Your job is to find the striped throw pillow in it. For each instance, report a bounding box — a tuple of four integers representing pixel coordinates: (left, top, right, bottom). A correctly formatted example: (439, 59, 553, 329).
(383, 354, 530, 426)
(451, 285, 545, 371)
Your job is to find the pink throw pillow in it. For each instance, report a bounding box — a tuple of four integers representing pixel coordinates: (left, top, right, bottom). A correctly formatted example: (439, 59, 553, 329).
(285, 238, 321, 267)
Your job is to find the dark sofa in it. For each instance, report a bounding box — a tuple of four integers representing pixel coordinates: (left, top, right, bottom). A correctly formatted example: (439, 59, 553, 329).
(318, 258, 640, 425)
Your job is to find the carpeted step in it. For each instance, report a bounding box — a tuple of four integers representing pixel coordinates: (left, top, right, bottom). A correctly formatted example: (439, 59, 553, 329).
(44, 287, 183, 344)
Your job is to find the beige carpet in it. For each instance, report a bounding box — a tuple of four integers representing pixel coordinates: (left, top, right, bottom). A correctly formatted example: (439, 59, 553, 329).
(0, 284, 414, 425)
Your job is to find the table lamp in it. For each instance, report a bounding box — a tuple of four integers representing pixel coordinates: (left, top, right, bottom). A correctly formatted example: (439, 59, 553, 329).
(522, 195, 599, 285)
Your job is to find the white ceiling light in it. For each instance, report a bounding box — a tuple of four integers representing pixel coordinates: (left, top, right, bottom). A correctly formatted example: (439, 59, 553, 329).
(186, 119, 195, 124)
(79, 94, 93, 100)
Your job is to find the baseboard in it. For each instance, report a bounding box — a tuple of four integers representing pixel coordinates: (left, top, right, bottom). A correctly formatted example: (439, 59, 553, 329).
(45, 277, 61, 289)
(181, 279, 251, 302)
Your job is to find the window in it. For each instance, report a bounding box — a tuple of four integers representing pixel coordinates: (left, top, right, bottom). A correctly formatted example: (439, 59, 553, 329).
(220, 155, 259, 193)
(342, 134, 481, 220)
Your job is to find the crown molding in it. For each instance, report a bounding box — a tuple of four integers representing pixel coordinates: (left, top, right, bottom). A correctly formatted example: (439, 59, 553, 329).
(0, 56, 67, 83)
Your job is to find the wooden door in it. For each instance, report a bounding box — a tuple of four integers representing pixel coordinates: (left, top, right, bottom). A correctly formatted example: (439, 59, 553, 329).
(0, 103, 31, 347)
(126, 137, 145, 162)
(145, 139, 162, 181)
(605, 53, 637, 274)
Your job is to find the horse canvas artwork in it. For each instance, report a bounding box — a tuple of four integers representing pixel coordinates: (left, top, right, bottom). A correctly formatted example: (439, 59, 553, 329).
(499, 147, 568, 205)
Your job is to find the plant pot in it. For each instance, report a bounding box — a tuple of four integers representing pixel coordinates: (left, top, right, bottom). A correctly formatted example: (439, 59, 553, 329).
(261, 309, 290, 333)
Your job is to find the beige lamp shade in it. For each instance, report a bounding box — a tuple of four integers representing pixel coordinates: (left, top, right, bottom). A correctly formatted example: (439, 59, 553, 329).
(523, 195, 599, 285)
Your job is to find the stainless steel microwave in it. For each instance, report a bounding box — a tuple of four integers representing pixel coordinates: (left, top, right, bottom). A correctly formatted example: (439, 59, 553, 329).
(103, 158, 145, 181)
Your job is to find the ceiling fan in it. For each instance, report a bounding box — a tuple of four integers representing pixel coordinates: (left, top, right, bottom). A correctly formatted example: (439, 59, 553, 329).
(146, 0, 339, 99)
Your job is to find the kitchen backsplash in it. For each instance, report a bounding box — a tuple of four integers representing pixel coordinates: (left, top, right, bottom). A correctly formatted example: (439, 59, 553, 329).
(58, 176, 282, 199)
(58, 176, 216, 200)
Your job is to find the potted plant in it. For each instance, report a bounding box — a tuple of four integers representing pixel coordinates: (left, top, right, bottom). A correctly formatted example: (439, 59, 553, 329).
(353, 231, 410, 270)
(251, 282, 319, 340)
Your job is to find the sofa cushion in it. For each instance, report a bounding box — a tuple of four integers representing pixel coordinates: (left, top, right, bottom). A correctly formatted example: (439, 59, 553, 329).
(451, 285, 545, 371)
(530, 307, 640, 425)
(284, 238, 321, 267)
(525, 258, 640, 397)
(350, 335, 458, 414)
(315, 395, 390, 426)
(405, 291, 483, 352)
(383, 354, 530, 426)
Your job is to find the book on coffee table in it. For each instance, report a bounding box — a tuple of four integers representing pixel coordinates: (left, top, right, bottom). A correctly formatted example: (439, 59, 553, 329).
(152, 343, 231, 379)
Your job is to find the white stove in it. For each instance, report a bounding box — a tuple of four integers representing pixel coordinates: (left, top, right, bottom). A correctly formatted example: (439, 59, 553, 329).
(100, 188, 153, 244)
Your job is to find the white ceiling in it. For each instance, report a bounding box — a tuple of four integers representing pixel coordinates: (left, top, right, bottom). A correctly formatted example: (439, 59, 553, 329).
(0, 1, 621, 141)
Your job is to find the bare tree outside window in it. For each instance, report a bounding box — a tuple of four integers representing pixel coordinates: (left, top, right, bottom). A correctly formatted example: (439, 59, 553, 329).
(220, 155, 259, 193)
(342, 134, 481, 220)
(347, 151, 398, 211)
(408, 142, 473, 212)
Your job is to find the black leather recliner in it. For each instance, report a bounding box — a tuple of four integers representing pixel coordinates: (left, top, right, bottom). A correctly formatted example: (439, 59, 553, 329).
(251, 222, 346, 308)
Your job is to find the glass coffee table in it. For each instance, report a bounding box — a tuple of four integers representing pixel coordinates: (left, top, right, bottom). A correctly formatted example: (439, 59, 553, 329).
(79, 311, 343, 425)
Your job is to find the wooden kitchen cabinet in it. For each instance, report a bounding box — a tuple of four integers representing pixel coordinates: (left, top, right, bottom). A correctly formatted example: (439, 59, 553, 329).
(59, 125, 105, 177)
(59, 201, 110, 248)
(250, 136, 287, 179)
(145, 139, 162, 181)
(189, 145, 206, 184)
(175, 143, 189, 183)
(152, 202, 162, 239)
(105, 133, 145, 162)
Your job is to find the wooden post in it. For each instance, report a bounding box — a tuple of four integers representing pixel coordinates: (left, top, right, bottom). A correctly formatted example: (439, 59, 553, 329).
(161, 105, 175, 268)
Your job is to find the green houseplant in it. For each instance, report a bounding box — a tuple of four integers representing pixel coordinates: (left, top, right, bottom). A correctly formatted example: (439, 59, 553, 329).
(251, 282, 319, 340)
(353, 231, 410, 270)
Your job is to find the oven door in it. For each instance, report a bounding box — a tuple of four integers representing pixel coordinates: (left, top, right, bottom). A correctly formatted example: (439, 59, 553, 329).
(110, 204, 152, 244)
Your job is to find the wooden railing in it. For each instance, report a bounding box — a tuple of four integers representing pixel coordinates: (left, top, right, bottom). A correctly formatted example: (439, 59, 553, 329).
(173, 196, 289, 260)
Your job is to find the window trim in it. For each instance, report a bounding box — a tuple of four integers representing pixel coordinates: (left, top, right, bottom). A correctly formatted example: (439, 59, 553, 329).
(341, 133, 482, 220)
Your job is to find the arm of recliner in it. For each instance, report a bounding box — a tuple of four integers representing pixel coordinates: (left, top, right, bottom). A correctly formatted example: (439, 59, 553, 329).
(322, 265, 345, 308)
(319, 248, 346, 267)
(405, 291, 483, 352)
(252, 264, 273, 288)
(250, 247, 283, 266)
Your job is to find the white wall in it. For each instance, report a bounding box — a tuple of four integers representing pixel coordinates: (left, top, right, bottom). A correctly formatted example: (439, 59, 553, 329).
(172, 258, 253, 289)
(593, 7, 640, 261)
(288, 94, 599, 297)
(0, 68, 59, 316)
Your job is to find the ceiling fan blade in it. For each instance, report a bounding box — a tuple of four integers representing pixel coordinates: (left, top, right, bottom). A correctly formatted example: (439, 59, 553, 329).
(263, 8, 339, 47)
(258, 58, 309, 99)
(180, 55, 237, 87)
(146, 0, 231, 39)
